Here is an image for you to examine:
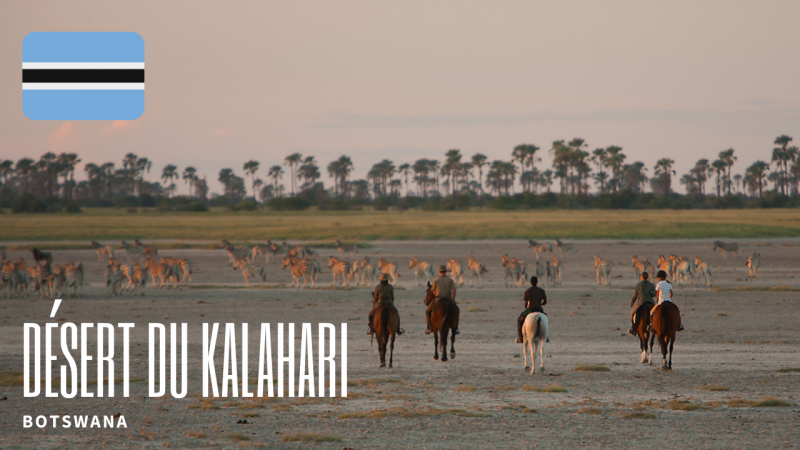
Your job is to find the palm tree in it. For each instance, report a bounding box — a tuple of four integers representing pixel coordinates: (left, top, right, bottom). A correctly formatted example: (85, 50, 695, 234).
(652, 158, 676, 196)
(161, 164, 178, 198)
(590, 148, 609, 193)
(398, 163, 410, 197)
(413, 159, 430, 198)
(773, 135, 793, 195)
(745, 161, 769, 199)
(690, 159, 710, 195)
(182, 166, 197, 197)
(445, 149, 462, 208)
(15, 158, 34, 195)
(268, 165, 284, 196)
(718, 149, 736, 195)
(283, 153, 302, 196)
(710, 159, 727, 197)
(298, 157, 320, 191)
(471, 153, 488, 197)
(243, 160, 260, 199)
(604, 146, 626, 193)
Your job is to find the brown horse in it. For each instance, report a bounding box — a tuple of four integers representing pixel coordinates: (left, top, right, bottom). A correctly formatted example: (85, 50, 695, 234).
(634, 304, 655, 365)
(372, 303, 400, 368)
(424, 282, 460, 362)
(651, 302, 681, 370)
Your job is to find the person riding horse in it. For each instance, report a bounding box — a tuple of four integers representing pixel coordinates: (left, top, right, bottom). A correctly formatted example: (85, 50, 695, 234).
(650, 270, 684, 332)
(516, 276, 549, 344)
(628, 271, 657, 335)
(426, 265, 459, 335)
(367, 273, 404, 335)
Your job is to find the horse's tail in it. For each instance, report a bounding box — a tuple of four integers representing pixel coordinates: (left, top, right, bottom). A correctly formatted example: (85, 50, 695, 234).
(533, 315, 540, 342)
(380, 306, 390, 334)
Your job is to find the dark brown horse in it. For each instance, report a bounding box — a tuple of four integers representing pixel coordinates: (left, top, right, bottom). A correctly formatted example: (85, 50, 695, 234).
(651, 302, 681, 370)
(424, 282, 460, 362)
(371, 301, 400, 368)
(634, 304, 655, 364)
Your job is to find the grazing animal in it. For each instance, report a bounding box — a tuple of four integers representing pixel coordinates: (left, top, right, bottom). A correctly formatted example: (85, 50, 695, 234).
(233, 257, 267, 287)
(550, 257, 562, 286)
(501, 254, 521, 288)
(63, 262, 84, 297)
(535, 261, 547, 286)
(554, 239, 577, 257)
(467, 256, 489, 288)
(357, 257, 377, 287)
(675, 260, 694, 287)
(104, 261, 125, 295)
(651, 302, 681, 370)
(282, 256, 318, 289)
(371, 294, 400, 368)
(31, 248, 53, 266)
(657, 255, 675, 281)
(335, 239, 358, 258)
(328, 256, 353, 286)
(133, 239, 158, 258)
(521, 312, 549, 374)
(631, 255, 654, 278)
(447, 259, 464, 286)
(424, 282, 459, 362)
(121, 241, 144, 260)
(90, 241, 115, 261)
(594, 256, 611, 287)
(746, 253, 761, 278)
(712, 241, 739, 258)
(528, 240, 552, 260)
(162, 257, 192, 283)
(47, 265, 67, 298)
(221, 240, 250, 264)
(694, 256, 712, 288)
(409, 257, 435, 286)
(377, 258, 400, 285)
(264, 240, 287, 263)
(633, 304, 655, 364)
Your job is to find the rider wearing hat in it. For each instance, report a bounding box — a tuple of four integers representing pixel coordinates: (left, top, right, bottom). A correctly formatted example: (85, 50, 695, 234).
(367, 273, 403, 335)
(650, 270, 684, 331)
(425, 265, 458, 334)
(628, 271, 657, 335)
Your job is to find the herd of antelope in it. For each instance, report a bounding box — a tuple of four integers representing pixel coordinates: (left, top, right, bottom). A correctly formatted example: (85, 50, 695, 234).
(0, 238, 767, 297)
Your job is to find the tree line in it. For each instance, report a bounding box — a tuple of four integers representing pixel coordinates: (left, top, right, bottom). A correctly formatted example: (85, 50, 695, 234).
(1, 135, 797, 212)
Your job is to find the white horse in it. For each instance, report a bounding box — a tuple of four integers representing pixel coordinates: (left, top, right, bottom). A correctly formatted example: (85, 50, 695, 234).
(522, 313, 549, 375)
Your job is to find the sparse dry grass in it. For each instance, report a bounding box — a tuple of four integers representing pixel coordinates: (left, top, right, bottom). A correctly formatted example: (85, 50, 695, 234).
(188, 399, 220, 410)
(0, 370, 24, 387)
(713, 286, 800, 292)
(522, 384, 568, 393)
(669, 400, 713, 411)
(499, 404, 537, 413)
(577, 407, 602, 414)
(777, 367, 800, 373)
(454, 385, 477, 392)
(623, 412, 656, 419)
(282, 432, 342, 443)
(348, 378, 402, 387)
(727, 397, 793, 408)
(186, 431, 206, 439)
(716, 312, 728, 317)
(3, 208, 800, 241)
(574, 365, 610, 372)
(339, 407, 490, 419)
(468, 308, 488, 312)
(227, 433, 250, 442)
(704, 386, 730, 391)
(243, 413, 260, 418)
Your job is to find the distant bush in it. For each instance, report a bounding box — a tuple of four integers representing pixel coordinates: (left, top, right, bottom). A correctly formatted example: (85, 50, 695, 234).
(230, 199, 258, 211)
(267, 196, 310, 211)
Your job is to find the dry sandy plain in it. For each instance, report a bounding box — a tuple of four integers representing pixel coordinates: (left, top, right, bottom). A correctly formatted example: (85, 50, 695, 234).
(1, 239, 799, 449)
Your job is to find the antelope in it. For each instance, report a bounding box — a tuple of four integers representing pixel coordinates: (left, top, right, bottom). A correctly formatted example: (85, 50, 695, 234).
(594, 256, 611, 287)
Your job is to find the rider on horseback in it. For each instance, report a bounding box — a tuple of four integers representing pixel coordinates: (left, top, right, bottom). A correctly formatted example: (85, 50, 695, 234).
(516, 276, 549, 344)
(426, 265, 459, 335)
(650, 270, 684, 331)
(628, 271, 656, 335)
(367, 273, 403, 335)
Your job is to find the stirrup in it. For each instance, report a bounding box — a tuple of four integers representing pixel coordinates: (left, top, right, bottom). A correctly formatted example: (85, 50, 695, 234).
(397, 328, 404, 335)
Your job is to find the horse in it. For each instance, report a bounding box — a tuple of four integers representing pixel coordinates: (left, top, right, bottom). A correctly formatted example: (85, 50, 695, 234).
(521, 312, 549, 374)
(633, 304, 655, 364)
(424, 282, 459, 362)
(371, 296, 400, 368)
(651, 302, 681, 370)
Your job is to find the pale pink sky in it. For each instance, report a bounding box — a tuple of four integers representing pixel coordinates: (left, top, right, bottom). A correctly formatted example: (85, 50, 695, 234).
(2, 1, 799, 195)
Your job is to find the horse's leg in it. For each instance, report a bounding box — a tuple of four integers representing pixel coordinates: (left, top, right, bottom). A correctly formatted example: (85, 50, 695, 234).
(440, 327, 449, 362)
(523, 333, 529, 371)
(660, 334, 669, 370)
(449, 323, 456, 360)
(433, 327, 439, 360)
(668, 334, 674, 370)
(538, 337, 546, 374)
(388, 332, 395, 369)
(648, 331, 655, 365)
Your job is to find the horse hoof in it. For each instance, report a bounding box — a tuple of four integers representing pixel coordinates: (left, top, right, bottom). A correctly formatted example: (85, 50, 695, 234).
(379, 363, 386, 368)
(441, 357, 448, 362)
(449, 351, 455, 360)
(388, 363, 392, 368)
(539, 367, 545, 374)
(433, 355, 439, 360)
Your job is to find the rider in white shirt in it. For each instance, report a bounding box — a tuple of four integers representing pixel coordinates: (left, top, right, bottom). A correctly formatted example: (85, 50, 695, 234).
(650, 270, 684, 331)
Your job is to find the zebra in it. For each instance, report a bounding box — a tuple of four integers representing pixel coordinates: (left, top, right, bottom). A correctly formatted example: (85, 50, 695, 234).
(377, 258, 400, 286)
(534, 260, 547, 286)
(335, 239, 358, 258)
(409, 257, 435, 287)
(144, 258, 178, 289)
(528, 240, 552, 260)
(501, 254, 524, 288)
(121, 241, 145, 261)
(281, 255, 318, 289)
(264, 240, 287, 263)
(694, 256, 712, 288)
(631, 255, 655, 278)
(447, 259, 464, 286)
(90, 241, 115, 261)
(712, 241, 740, 259)
(161, 257, 192, 283)
(233, 257, 267, 287)
(551, 257, 562, 286)
(104, 261, 125, 295)
(14, 259, 32, 296)
(358, 257, 377, 287)
(221, 240, 250, 264)
(122, 262, 148, 295)
(554, 239, 577, 257)
(328, 256, 353, 286)
(675, 259, 694, 287)
(133, 239, 158, 259)
(33, 262, 52, 298)
(657, 255, 675, 281)
(63, 262, 84, 298)
(2, 260, 22, 298)
(594, 256, 611, 287)
(746, 253, 761, 278)
(467, 255, 489, 288)
(46, 265, 67, 298)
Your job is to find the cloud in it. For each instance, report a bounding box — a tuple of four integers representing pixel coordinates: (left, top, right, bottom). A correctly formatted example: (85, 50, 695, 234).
(101, 120, 140, 133)
(47, 121, 83, 153)
(212, 128, 235, 137)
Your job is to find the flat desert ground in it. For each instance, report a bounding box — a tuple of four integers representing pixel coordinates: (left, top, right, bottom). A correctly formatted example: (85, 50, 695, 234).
(1, 239, 799, 449)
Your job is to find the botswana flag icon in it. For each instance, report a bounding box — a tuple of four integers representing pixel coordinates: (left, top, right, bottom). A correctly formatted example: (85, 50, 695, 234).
(23, 32, 144, 120)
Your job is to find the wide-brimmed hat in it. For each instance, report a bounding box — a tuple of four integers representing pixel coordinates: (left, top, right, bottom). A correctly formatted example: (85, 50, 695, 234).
(379, 273, 391, 281)
(438, 265, 447, 272)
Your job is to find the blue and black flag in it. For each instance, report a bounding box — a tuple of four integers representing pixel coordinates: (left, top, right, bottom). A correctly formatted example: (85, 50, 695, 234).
(22, 32, 144, 120)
